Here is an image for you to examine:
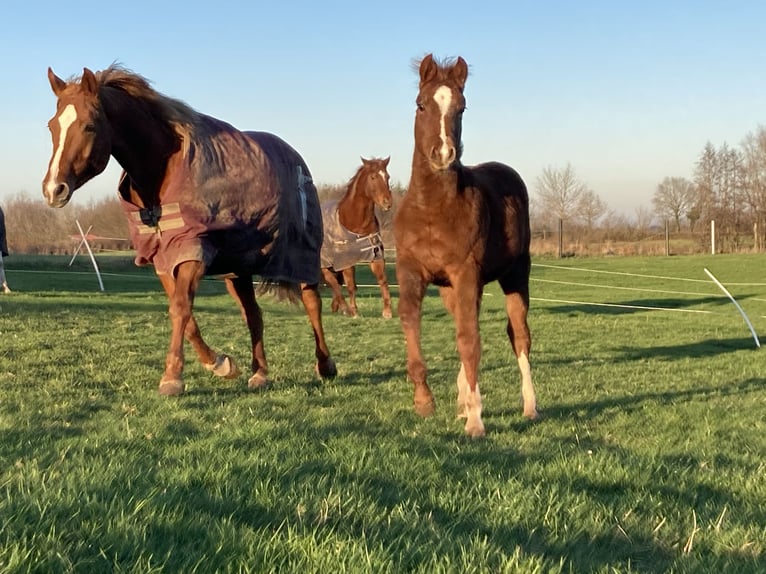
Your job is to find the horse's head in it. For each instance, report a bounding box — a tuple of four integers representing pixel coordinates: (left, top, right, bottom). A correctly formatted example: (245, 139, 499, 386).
(360, 156, 392, 211)
(43, 67, 112, 208)
(414, 54, 468, 173)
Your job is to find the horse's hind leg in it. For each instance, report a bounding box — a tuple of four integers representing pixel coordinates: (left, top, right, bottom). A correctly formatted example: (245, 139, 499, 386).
(341, 267, 359, 317)
(300, 282, 337, 379)
(225, 275, 269, 389)
(370, 259, 393, 319)
(321, 267, 351, 315)
(157, 262, 205, 396)
(499, 272, 538, 420)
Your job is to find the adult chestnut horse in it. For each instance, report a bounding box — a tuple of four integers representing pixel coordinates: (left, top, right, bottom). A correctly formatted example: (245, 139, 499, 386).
(42, 65, 337, 395)
(321, 157, 393, 319)
(393, 54, 538, 437)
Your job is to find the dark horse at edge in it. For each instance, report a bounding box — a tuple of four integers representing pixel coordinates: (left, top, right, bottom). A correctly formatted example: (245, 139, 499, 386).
(320, 156, 394, 319)
(393, 54, 538, 437)
(42, 65, 337, 395)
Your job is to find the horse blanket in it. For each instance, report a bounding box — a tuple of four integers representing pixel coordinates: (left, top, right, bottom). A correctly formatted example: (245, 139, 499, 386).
(118, 121, 322, 284)
(320, 200, 384, 271)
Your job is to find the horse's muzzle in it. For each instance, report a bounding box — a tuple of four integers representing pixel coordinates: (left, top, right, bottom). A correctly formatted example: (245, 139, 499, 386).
(43, 181, 71, 208)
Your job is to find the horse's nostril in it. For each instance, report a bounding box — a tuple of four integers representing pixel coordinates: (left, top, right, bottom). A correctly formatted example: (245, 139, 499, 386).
(44, 181, 70, 207)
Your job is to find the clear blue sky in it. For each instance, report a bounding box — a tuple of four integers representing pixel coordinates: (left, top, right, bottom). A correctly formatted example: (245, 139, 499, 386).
(2, 0, 763, 216)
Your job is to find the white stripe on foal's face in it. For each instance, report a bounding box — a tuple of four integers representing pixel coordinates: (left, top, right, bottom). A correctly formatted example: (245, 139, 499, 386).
(44, 104, 77, 198)
(433, 85, 453, 164)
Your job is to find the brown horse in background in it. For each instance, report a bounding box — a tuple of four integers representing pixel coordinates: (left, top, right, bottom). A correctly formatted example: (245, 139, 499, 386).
(321, 157, 393, 319)
(393, 54, 538, 437)
(42, 65, 337, 395)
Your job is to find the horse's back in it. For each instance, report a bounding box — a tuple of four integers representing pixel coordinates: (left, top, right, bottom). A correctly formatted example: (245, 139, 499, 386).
(243, 131, 311, 176)
(467, 161, 530, 245)
(465, 162, 531, 286)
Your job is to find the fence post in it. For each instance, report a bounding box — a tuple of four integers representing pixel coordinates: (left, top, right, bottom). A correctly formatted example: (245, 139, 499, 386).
(665, 220, 670, 256)
(710, 220, 715, 255)
(558, 218, 563, 258)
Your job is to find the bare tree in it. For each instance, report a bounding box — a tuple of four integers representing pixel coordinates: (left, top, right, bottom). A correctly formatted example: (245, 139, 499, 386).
(633, 205, 655, 239)
(577, 189, 607, 231)
(534, 163, 587, 221)
(652, 176, 695, 232)
(740, 126, 766, 249)
(693, 141, 718, 223)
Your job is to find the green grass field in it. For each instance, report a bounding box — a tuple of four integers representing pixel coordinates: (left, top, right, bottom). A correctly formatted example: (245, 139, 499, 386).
(0, 253, 764, 573)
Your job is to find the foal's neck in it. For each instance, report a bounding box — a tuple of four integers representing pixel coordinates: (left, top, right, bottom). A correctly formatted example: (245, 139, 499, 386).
(338, 172, 376, 235)
(408, 153, 462, 200)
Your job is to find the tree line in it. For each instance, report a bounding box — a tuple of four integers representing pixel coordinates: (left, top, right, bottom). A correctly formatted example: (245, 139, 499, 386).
(3, 124, 764, 256)
(533, 124, 766, 254)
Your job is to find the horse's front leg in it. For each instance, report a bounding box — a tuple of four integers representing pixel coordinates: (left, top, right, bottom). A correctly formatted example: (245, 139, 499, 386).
(300, 282, 337, 379)
(158, 273, 239, 381)
(451, 273, 484, 438)
(158, 262, 205, 396)
(370, 258, 393, 319)
(225, 275, 268, 389)
(396, 265, 432, 416)
(321, 268, 350, 315)
(341, 267, 359, 317)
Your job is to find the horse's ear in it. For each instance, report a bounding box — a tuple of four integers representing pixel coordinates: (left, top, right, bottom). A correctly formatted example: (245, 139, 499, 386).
(452, 57, 468, 91)
(360, 156, 370, 166)
(418, 54, 438, 87)
(48, 67, 67, 96)
(81, 68, 98, 95)
(383, 156, 390, 167)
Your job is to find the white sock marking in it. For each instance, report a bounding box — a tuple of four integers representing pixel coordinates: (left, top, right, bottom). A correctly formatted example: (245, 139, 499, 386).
(45, 104, 77, 199)
(518, 351, 537, 417)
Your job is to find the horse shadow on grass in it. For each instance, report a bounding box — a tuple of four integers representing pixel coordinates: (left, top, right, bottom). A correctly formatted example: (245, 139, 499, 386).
(613, 336, 760, 361)
(133, 415, 682, 573)
(501, 377, 765, 423)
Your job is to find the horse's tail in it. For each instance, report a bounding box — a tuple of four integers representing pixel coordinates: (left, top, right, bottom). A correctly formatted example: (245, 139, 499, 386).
(256, 280, 302, 304)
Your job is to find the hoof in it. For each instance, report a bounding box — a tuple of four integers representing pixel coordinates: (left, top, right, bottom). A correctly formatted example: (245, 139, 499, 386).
(159, 379, 185, 396)
(382, 309, 393, 320)
(464, 419, 486, 438)
(247, 372, 270, 390)
(414, 385, 435, 417)
(205, 355, 240, 379)
(414, 399, 435, 417)
(316, 357, 337, 379)
(524, 408, 540, 421)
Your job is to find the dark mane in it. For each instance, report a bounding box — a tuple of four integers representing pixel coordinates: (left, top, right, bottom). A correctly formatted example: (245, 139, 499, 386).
(92, 64, 199, 130)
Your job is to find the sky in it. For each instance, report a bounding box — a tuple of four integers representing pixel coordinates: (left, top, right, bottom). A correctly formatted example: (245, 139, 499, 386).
(1, 1, 764, 216)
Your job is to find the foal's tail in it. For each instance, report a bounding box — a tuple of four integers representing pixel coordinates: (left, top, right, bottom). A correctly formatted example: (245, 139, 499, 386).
(256, 280, 302, 304)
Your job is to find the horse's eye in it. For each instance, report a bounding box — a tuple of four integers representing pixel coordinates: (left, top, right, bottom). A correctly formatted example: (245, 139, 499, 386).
(84, 124, 97, 133)
(416, 102, 425, 112)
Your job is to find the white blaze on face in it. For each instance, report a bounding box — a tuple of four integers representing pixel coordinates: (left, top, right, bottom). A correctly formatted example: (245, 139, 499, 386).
(432, 85, 453, 163)
(44, 104, 78, 198)
(378, 170, 387, 181)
